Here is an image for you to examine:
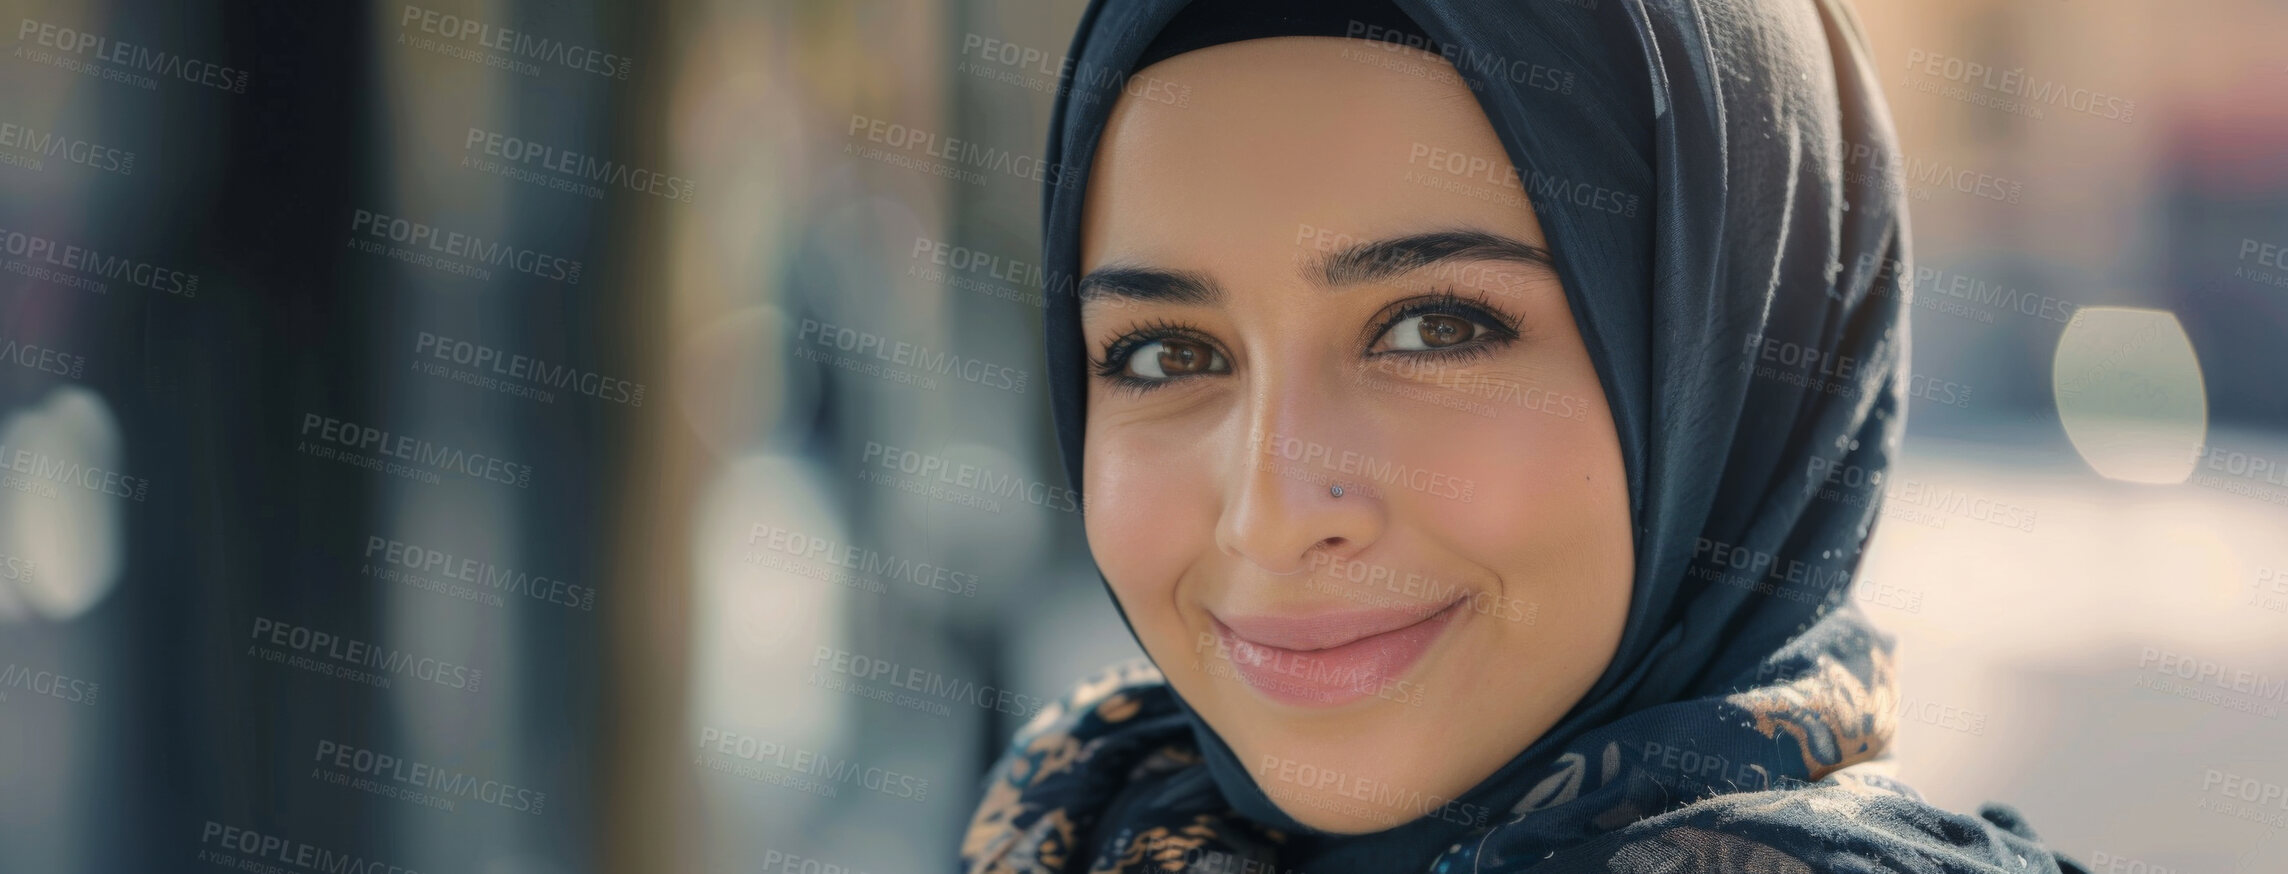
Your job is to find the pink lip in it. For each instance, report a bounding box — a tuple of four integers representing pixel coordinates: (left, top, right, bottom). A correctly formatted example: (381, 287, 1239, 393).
(1209, 600, 1462, 708)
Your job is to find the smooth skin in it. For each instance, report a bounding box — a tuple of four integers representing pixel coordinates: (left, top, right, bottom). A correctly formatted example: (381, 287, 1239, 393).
(1078, 37, 1636, 833)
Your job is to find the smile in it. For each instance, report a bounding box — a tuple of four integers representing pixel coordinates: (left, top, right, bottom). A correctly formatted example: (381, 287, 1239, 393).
(1209, 599, 1464, 708)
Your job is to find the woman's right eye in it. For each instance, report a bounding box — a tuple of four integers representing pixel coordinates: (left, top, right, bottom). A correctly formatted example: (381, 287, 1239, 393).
(1125, 337, 1228, 380)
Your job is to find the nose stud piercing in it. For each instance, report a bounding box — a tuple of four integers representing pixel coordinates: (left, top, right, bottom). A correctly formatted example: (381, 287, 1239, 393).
(1330, 484, 1345, 498)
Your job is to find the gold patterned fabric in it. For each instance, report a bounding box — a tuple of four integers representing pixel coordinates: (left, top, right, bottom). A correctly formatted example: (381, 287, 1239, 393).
(962, 622, 2084, 874)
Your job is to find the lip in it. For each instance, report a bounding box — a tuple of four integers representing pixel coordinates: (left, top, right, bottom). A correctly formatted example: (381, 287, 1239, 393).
(1209, 599, 1463, 708)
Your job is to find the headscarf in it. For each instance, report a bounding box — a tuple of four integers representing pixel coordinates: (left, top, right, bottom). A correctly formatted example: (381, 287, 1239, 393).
(964, 0, 2089, 871)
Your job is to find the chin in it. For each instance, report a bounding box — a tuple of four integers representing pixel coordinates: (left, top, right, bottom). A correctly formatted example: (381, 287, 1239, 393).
(1172, 607, 1503, 835)
(1240, 730, 1454, 834)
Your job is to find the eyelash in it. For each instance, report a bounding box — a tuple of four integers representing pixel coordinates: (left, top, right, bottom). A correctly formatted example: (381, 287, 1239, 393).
(1090, 318, 1218, 393)
(1088, 289, 1524, 395)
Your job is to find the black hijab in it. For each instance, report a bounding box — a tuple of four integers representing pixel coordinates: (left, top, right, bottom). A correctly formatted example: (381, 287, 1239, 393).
(964, 0, 2087, 871)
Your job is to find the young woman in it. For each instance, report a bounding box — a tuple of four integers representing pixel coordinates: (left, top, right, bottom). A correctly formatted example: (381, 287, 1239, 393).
(964, 1, 2086, 871)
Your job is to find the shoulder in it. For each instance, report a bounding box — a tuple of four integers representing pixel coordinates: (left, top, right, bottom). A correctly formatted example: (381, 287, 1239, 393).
(1006, 657, 1173, 755)
(1546, 767, 2087, 874)
(961, 659, 1194, 874)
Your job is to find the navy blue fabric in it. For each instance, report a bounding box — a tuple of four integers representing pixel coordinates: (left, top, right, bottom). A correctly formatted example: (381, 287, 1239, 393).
(964, 0, 2090, 871)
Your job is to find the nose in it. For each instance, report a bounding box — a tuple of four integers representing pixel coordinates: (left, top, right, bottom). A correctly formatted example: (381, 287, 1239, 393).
(1216, 386, 1388, 576)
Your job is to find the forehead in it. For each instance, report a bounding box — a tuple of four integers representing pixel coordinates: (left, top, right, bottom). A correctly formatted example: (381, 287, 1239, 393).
(1080, 36, 1546, 276)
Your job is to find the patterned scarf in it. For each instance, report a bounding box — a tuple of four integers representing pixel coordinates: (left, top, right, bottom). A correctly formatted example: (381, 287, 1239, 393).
(965, 622, 2073, 872)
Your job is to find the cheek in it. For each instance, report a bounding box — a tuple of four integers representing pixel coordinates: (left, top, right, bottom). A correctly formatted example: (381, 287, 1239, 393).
(1388, 397, 1633, 710)
(1394, 395, 1633, 601)
(1082, 422, 1217, 635)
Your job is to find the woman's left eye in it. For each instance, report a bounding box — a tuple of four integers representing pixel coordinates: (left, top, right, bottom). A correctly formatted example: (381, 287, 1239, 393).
(1378, 313, 1489, 352)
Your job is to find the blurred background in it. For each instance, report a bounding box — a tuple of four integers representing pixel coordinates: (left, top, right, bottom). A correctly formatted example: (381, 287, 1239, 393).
(0, 0, 2282, 872)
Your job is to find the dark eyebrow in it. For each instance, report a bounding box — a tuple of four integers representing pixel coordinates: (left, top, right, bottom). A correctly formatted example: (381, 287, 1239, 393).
(1077, 229, 1554, 307)
(1077, 266, 1223, 307)
(1319, 229, 1556, 286)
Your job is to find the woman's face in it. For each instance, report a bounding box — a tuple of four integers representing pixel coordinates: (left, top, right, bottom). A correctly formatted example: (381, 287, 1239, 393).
(1078, 37, 1635, 833)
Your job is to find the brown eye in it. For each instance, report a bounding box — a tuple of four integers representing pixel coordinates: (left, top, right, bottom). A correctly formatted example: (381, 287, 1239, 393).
(1369, 299, 1517, 357)
(1420, 314, 1478, 347)
(1406, 314, 1479, 349)
(1127, 337, 1228, 380)
(1160, 339, 1213, 373)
